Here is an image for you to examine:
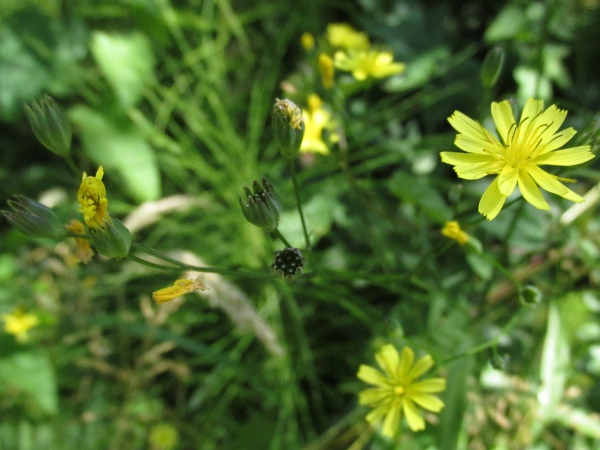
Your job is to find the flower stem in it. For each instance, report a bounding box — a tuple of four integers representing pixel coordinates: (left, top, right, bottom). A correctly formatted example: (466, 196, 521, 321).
(65, 155, 80, 177)
(290, 163, 310, 250)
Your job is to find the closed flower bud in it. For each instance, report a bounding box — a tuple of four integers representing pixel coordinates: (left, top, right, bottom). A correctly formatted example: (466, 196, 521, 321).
(24, 94, 72, 157)
(272, 98, 305, 160)
(271, 247, 306, 281)
(481, 46, 505, 89)
(2, 195, 66, 238)
(89, 217, 132, 259)
(239, 178, 282, 231)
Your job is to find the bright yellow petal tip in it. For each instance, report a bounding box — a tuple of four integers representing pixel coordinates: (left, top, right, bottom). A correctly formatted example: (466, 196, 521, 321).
(441, 221, 469, 245)
(152, 276, 208, 304)
(2, 308, 40, 342)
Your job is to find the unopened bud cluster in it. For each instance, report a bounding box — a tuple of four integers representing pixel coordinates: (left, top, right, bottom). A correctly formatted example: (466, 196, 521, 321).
(239, 178, 282, 231)
(271, 247, 306, 281)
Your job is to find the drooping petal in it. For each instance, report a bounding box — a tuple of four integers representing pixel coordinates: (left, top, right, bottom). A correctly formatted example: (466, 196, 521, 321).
(478, 177, 507, 220)
(402, 399, 425, 432)
(518, 168, 549, 210)
(491, 100, 515, 144)
(358, 387, 391, 405)
(375, 344, 400, 378)
(382, 399, 402, 437)
(497, 164, 519, 196)
(357, 364, 389, 387)
(533, 146, 594, 166)
(411, 378, 447, 393)
(526, 165, 585, 203)
(411, 393, 445, 412)
(405, 354, 434, 383)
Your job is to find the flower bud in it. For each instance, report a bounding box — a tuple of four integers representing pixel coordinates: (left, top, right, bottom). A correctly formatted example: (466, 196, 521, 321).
(2, 195, 66, 238)
(481, 46, 505, 89)
(24, 94, 72, 157)
(271, 247, 306, 281)
(272, 98, 305, 160)
(239, 178, 282, 231)
(89, 217, 132, 259)
(519, 284, 543, 306)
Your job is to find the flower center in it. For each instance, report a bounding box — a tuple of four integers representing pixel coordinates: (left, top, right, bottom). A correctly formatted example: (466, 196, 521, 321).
(393, 385, 405, 395)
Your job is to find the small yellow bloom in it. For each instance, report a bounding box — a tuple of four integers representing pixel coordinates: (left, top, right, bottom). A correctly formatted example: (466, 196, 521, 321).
(66, 219, 94, 263)
(300, 32, 315, 51)
(326, 23, 370, 50)
(2, 308, 40, 342)
(300, 94, 332, 155)
(152, 276, 208, 304)
(78, 166, 109, 229)
(357, 344, 446, 436)
(440, 99, 595, 220)
(318, 54, 335, 89)
(334, 49, 405, 81)
(441, 221, 469, 245)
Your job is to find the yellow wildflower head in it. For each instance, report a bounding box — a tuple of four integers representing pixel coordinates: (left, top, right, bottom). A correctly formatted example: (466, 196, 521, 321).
(152, 276, 208, 304)
(334, 49, 406, 81)
(441, 220, 469, 245)
(357, 344, 446, 436)
(66, 219, 94, 263)
(300, 94, 333, 155)
(2, 307, 40, 342)
(440, 99, 595, 220)
(326, 23, 370, 50)
(78, 166, 109, 229)
(300, 32, 315, 51)
(318, 53, 335, 89)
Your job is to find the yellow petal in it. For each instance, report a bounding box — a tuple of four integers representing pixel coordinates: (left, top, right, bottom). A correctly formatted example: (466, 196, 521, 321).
(398, 347, 415, 379)
(518, 168, 549, 210)
(411, 378, 446, 393)
(491, 100, 515, 144)
(411, 393, 445, 412)
(402, 398, 425, 432)
(533, 146, 594, 166)
(382, 399, 402, 437)
(538, 127, 576, 153)
(357, 364, 389, 387)
(440, 152, 496, 165)
(479, 177, 507, 220)
(365, 401, 391, 424)
(405, 354, 434, 383)
(497, 165, 519, 196)
(526, 165, 584, 203)
(453, 161, 504, 180)
(358, 387, 391, 405)
(520, 98, 544, 125)
(375, 344, 400, 378)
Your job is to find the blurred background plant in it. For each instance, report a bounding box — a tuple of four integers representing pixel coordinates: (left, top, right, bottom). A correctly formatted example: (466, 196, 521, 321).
(2, 0, 600, 449)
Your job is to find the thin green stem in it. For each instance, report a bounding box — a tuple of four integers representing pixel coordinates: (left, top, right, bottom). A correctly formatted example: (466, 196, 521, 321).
(272, 229, 293, 248)
(64, 155, 80, 177)
(127, 254, 182, 271)
(290, 163, 310, 250)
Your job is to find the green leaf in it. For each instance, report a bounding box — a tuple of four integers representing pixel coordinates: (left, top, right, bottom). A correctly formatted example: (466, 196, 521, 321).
(69, 105, 161, 202)
(0, 350, 58, 415)
(484, 5, 527, 42)
(388, 172, 452, 223)
(91, 31, 155, 109)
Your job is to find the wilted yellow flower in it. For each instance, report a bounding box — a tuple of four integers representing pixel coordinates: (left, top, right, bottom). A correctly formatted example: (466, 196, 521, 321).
(441, 221, 469, 245)
(152, 276, 208, 304)
(357, 344, 446, 436)
(66, 219, 94, 263)
(318, 53, 335, 89)
(2, 308, 40, 342)
(301, 94, 332, 155)
(78, 166, 109, 229)
(334, 49, 405, 81)
(301, 32, 315, 51)
(326, 23, 370, 50)
(440, 99, 595, 220)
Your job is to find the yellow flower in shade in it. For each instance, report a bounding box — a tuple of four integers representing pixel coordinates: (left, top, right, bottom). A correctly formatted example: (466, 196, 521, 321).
(440, 99, 595, 220)
(2, 308, 40, 342)
(66, 219, 94, 263)
(300, 32, 315, 51)
(326, 23, 370, 50)
(78, 166, 109, 229)
(152, 276, 208, 304)
(357, 344, 446, 436)
(318, 53, 335, 89)
(334, 49, 405, 81)
(441, 220, 469, 245)
(300, 94, 332, 155)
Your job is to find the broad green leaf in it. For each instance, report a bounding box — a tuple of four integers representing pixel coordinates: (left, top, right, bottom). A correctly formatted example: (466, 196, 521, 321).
(91, 31, 155, 109)
(69, 105, 161, 202)
(0, 350, 58, 415)
(484, 5, 527, 42)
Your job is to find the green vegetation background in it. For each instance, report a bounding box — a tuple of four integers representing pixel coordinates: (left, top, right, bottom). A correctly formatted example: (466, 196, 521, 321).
(1, 0, 600, 449)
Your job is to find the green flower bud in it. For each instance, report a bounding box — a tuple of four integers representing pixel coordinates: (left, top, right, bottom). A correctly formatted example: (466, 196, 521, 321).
(239, 178, 282, 231)
(2, 195, 66, 238)
(481, 46, 505, 89)
(89, 217, 131, 259)
(24, 94, 72, 157)
(272, 98, 305, 160)
(271, 247, 306, 281)
(519, 284, 543, 306)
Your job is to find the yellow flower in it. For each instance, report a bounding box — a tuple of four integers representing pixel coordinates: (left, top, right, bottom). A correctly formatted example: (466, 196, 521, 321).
(441, 221, 469, 245)
(440, 99, 595, 220)
(318, 53, 335, 89)
(66, 219, 94, 263)
(78, 166, 109, 229)
(152, 276, 208, 304)
(301, 32, 315, 51)
(357, 344, 446, 436)
(334, 49, 405, 81)
(2, 308, 40, 342)
(326, 23, 370, 50)
(300, 94, 332, 155)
